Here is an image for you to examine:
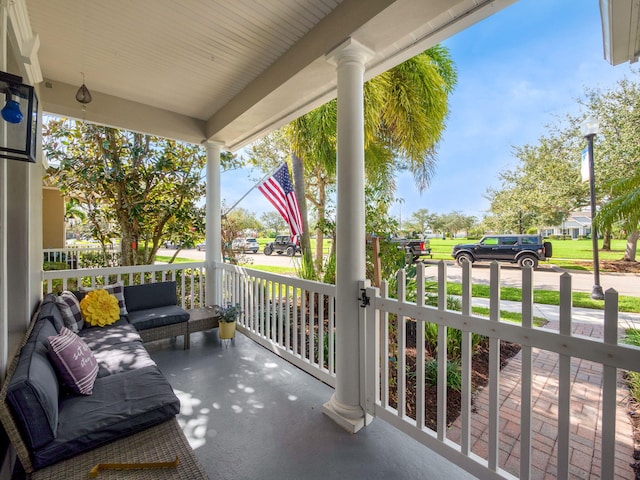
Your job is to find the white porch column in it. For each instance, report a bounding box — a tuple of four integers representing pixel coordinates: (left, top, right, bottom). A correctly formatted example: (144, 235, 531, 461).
(322, 38, 373, 433)
(204, 141, 223, 306)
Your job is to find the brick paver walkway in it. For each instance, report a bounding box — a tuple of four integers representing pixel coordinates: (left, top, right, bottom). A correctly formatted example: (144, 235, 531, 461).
(447, 318, 636, 479)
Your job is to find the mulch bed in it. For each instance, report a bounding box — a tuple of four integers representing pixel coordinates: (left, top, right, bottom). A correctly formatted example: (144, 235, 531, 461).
(388, 320, 521, 430)
(572, 259, 640, 274)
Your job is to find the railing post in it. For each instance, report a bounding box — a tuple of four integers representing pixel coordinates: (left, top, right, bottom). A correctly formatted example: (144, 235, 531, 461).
(601, 288, 619, 478)
(360, 279, 376, 423)
(557, 272, 572, 479)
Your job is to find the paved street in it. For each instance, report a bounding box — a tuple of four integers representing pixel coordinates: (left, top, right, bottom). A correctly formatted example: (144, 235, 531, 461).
(162, 248, 639, 297)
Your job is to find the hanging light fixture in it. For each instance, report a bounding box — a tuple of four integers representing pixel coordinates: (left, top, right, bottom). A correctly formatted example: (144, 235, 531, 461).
(0, 71, 38, 163)
(75, 72, 92, 104)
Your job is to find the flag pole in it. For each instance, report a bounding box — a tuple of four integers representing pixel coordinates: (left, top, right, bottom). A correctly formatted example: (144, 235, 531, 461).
(223, 164, 283, 216)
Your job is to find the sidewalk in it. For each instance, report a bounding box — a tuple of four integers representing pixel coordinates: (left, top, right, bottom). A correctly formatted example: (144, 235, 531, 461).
(446, 299, 638, 479)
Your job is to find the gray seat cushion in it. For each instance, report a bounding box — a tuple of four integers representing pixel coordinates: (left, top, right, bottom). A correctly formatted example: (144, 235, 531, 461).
(78, 323, 156, 376)
(31, 365, 180, 469)
(127, 305, 189, 331)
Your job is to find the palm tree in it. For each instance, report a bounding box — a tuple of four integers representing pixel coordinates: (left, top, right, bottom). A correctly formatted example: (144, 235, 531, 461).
(596, 171, 640, 261)
(288, 45, 457, 274)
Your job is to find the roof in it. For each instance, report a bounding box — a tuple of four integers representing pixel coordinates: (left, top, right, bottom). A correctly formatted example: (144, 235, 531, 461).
(11, 0, 518, 150)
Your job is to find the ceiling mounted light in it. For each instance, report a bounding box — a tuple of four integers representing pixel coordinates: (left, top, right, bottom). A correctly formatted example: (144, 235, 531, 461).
(75, 73, 92, 104)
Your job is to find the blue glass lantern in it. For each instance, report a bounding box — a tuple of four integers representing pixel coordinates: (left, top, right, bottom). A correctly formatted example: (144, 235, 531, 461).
(0, 71, 38, 163)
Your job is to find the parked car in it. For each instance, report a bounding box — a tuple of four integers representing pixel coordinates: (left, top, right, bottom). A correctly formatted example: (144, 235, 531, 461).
(163, 241, 181, 249)
(263, 235, 301, 256)
(196, 242, 206, 251)
(389, 237, 432, 263)
(231, 238, 259, 253)
(452, 234, 552, 269)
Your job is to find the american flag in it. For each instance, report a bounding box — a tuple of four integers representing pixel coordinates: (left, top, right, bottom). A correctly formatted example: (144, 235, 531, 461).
(258, 163, 303, 238)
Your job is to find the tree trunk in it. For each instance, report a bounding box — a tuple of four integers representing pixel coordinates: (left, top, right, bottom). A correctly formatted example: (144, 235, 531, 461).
(291, 152, 311, 257)
(602, 228, 612, 251)
(623, 230, 639, 261)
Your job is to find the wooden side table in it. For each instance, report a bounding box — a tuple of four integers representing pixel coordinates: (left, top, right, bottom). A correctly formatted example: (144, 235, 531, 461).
(185, 306, 220, 349)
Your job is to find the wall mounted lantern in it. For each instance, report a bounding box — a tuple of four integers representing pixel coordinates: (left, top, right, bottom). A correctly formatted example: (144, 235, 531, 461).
(0, 71, 38, 163)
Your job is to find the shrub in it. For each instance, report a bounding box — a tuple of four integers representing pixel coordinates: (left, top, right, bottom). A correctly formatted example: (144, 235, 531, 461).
(424, 358, 462, 391)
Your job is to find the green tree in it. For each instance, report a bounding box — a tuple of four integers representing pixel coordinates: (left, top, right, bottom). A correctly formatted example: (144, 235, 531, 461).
(260, 211, 287, 237)
(485, 129, 585, 234)
(287, 45, 457, 280)
(582, 77, 640, 260)
(43, 119, 234, 265)
(404, 208, 435, 235)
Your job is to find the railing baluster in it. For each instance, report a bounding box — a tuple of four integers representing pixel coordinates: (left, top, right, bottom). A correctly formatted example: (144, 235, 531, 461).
(301, 286, 307, 361)
(328, 291, 335, 375)
(437, 261, 447, 441)
(310, 290, 316, 365)
(381, 281, 389, 409)
(293, 286, 299, 357)
(557, 272, 572, 479)
(460, 260, 472, 455)
(520, 266, 533, 480)
(416, 264, 425, 430)
(319, 291, 325, 371)
(285, 285, 291, 351)
(488, 261, 500, 471)
(397, 269, 406, 418)
(601, 288, 618, 478)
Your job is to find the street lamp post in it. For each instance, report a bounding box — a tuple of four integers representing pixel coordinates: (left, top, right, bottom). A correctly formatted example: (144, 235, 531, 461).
(581, 116, 605, 300)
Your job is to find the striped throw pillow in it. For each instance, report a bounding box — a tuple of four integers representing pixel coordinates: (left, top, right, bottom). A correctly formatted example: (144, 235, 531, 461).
(47, 327, 99, 395)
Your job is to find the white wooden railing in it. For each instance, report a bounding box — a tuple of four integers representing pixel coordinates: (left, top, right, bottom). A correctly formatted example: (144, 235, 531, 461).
(219, 262, 337, 387)
(360, 261, 638, 480)
(41, 260, 640, 478)
(42, 262, 207, 309)
(43, 244, 121, 269)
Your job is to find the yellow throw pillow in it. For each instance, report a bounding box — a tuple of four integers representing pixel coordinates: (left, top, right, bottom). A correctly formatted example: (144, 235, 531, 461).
(80, 289, 120, 327)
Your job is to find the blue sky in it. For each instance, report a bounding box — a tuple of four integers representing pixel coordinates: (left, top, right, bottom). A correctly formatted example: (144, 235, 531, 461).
(220, 0, 636, 224)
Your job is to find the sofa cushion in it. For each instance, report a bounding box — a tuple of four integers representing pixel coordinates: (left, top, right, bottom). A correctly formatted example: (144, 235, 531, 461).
(56, 291, 84, 333)
(126, 305, 189, 331)
(78, 323, 155, 376)
(47, 327, 99, 395)
(37, 296, 65, 333)
(80, 282, 128, 316)
(31, 366, 180, 469)
(123, 281, 178, 312)
(5, 329, 60, 450)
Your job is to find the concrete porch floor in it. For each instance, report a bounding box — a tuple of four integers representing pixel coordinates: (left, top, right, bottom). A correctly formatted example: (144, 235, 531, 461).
(147, 331, 476, 480)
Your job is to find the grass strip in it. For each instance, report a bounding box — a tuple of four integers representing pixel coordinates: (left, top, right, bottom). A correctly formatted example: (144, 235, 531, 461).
(471, 306, 547, 327)
(434, 282, 640, 314)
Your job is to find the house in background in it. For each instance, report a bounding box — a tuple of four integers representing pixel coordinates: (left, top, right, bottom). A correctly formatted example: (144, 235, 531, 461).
(541, 210, 592, 239)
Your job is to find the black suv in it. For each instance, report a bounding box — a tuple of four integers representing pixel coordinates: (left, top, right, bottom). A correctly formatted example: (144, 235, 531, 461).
(452, 235, 552, 268)
(263, 235, 301, 256)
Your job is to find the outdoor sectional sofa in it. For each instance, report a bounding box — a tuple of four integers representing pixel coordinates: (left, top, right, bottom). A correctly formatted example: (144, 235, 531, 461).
(0, 281, 202, 477)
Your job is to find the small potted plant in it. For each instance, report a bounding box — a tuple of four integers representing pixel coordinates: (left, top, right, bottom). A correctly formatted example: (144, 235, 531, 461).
(218, 304, 241, 340)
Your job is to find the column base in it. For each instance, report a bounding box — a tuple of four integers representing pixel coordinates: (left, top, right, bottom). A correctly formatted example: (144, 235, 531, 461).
(321, 394, 373, 433)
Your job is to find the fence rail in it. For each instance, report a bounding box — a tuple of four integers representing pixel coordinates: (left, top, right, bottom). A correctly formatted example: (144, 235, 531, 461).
(42, 261, 207, 309)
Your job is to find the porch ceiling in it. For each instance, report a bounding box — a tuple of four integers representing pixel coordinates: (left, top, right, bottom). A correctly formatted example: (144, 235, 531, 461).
(22, 0, 517, 151)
